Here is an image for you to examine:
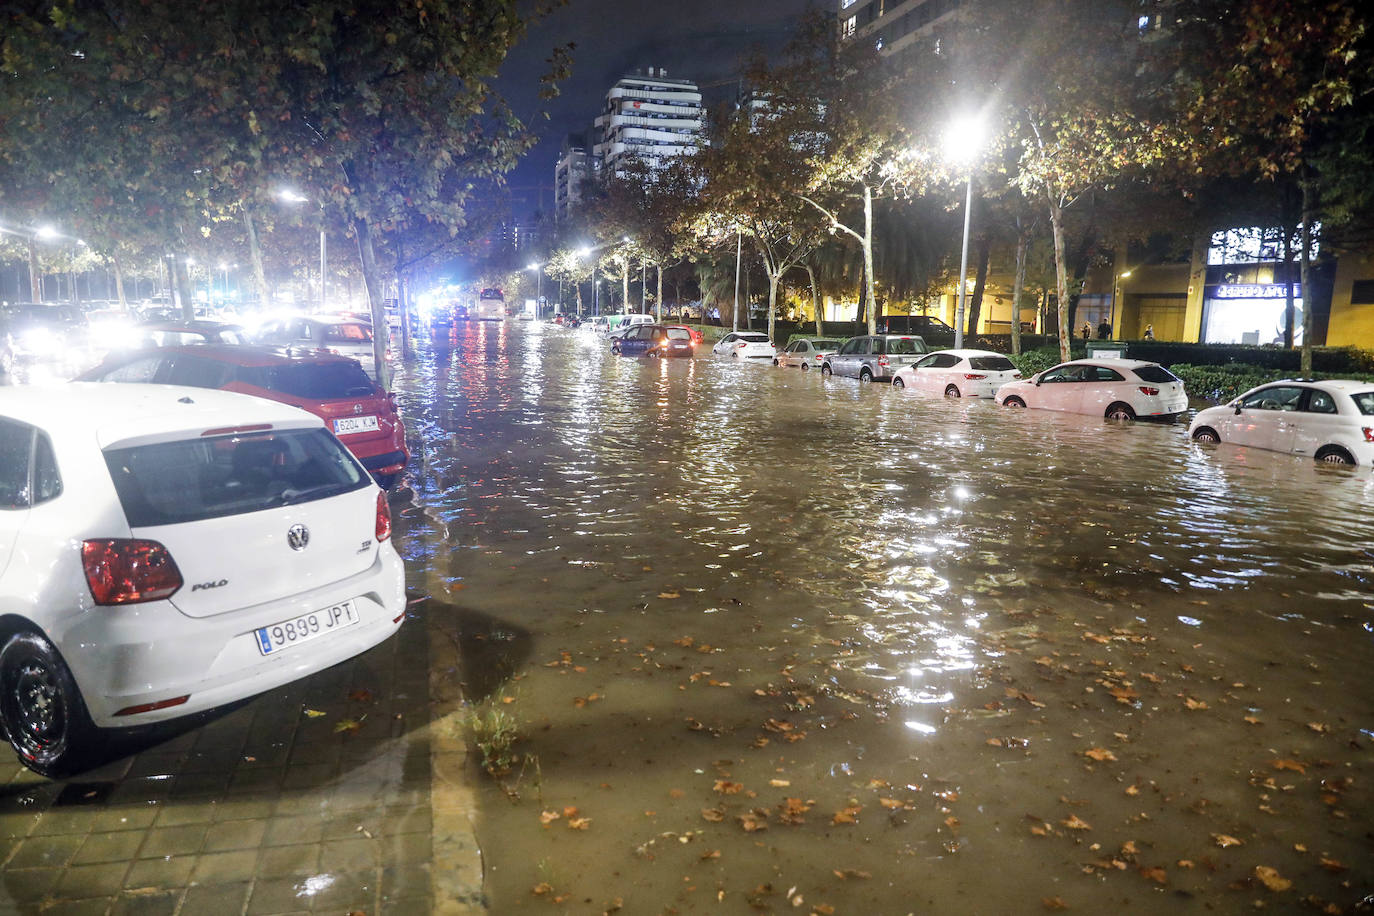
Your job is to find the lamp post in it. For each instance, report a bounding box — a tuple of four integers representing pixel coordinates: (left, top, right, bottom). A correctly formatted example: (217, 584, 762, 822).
(732, 230, 742, 332)
(944, 115, 987, 350)
(1112, 268, 1132, 335)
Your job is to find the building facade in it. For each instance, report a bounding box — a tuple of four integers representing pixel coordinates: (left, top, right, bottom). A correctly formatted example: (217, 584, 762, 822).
(840, 0, 962, 57)
(553, 132, 591, 224)
(592, 69, 706, 177)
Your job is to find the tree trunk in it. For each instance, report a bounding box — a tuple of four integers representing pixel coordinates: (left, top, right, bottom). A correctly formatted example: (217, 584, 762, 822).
(1049, 196, 1072, 362)
(655, 264, 663, 322)
(27, 238, 41, 302)
(1299, 178, 1315, 375)
(966, 234, 991, 339)
(244, 205, 270, 308)
(112, 253, 128, 309)
(766, 270, 779, 343)
(621, 259, 630, 314)
(806, 263, 822, 336)
(172, 253, 195, 321)
(352, 216, 390, 388)
(1011, 229, 1028, 355)
(863, 184, 877, 336)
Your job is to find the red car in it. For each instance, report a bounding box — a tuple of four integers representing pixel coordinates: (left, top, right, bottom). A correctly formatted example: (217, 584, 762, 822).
(77, 344, 409, 487)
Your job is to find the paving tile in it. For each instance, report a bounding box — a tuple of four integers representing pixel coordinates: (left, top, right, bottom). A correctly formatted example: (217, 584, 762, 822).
(180, 881, 252, 916)
(138, 824, 207, 858)
(382, 830, 430, 867)
(282, 764, 339, 790)
(122, 754, 185, 780)
(6, 833, 84, 869)
(271, 793, 330, 819)
(302, 871, 375, 912)
(191, 849, 259, 883)
(153, 800, 218, 827)
(203, 818, 266, 852)
(26, 808, 97, 838)
(381, 895, 434, 914)
(38, 897, 116, 916)
(0, 866, 60, 903)
(110, 888, 181, 915)
(319, 837, 376, 872)
(246, 876, 312, 914)
(71, 830, 146, 865)
(87, 804, 160, 833)
(53, 861, 131, 898)
(104, 778, 175, 807)
(213, 797, 276, 823)
(380, 863, 431, 900)
(263, 817, 324, 847)
(381, 807, 431, 836)
(256, 842, 321, 878)
(122, 853, 196, 888)
(227, 767, 284, 796)
(168, 772, 233, 798)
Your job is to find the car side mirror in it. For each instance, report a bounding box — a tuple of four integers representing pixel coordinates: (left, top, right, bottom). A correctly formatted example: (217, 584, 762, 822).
(1233, 404, 1242, 415)
(1034, 378, 1043, 387)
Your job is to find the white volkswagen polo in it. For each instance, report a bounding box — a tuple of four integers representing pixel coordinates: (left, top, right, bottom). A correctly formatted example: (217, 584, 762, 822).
(0, 384, 406, 776)
(995, 358, 1188, 420)
(1188, 379, 1374, 466)
(892, 348, 1022, 398)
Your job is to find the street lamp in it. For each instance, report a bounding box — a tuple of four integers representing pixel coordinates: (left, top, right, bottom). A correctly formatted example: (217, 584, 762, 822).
(277, 188, 326, 309)
(944, 115, 987, 349)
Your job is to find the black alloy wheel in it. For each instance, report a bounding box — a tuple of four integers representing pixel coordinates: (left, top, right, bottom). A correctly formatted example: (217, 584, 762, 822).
(944, 385, 960, 398)
(1191, 427, 1220, 444)
(1316, 447, 1355, 465)
(1004, 396, 1026, 408)
(1106, 403, 1136, 421)
(0, 632, 94, 777)
(859, 369, 873, 383)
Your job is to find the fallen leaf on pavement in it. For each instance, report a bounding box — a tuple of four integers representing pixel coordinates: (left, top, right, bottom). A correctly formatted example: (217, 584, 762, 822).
(1253, 866, 1292, 892)
(1083, 748, 1116, 762)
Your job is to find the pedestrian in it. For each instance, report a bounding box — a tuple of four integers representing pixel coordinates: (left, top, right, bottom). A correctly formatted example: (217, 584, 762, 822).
(1080, 322, 1091, 341)
(1143, 323, 1155, 340)
(1097, 318, 1111, 339)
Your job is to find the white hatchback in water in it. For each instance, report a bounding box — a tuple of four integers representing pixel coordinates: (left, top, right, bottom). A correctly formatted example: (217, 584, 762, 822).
(0, 384, 406, 776)
(995, 358, 1188, 420)
(892, 349, 1022, 398)
(1188, 379, 1374, 466)
(712, 332, 776, 360)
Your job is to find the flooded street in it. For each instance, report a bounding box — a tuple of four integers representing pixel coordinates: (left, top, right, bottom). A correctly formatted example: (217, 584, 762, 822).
(394, 322, 1373, 915)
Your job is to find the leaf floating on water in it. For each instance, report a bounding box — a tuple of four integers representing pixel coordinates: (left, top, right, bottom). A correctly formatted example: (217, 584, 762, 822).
(879, 798, 905, 810)
(714, 780, 744, 795)
(769, 779, 790, 787)
(1042, 897, 1068, 911)
(832, 805, 863, 825)
(347, 689, 373, 703)
(833, 868, 871, 880)
(1060, 815, 1092, 831)
(1138, 866, 1168, 885)
(1271, 759, 1307, 774)
(1253, 866, 1292, 892)
(736, 810, 768, 832)
(334, 718, 362, 735)
(303, 709, 327, 718)
(540, 809, 561, 825)
(1307, 722, 1330, 734)
(567, 817, 591, 830)
(1183, 697, 1208, 710)
(532, 882, 554, 896)
(700, 849, 721, 861)
(701, 807, 726, 823)
(1212, 833, 1244, 848)
(1243, 716, 1262, 725)
(658, 591, 680, 599)
(1083, 747, 1116, 762)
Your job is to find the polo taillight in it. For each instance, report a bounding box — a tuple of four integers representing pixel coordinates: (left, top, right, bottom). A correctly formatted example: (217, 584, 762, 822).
(964, 373, 987, 380)
(376, 490, 392, 541)
(1139, 386, 1160, 396)
(737, 342, 747, 348)
(81, 539, 183, 605)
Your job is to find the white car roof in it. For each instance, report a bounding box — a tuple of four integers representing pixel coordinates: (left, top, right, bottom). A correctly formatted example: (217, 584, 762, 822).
(1055, 358, 1162, 369)
(0, 384, 322, 451)
(1269, 378, 1374, 395)
(931, 348, 1009, 358)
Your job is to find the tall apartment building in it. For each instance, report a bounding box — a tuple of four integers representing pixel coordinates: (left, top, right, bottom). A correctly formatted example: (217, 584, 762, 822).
(554, 132, 591, 224)
(592, 68, 706, 177)
(839, 0, 961, 59)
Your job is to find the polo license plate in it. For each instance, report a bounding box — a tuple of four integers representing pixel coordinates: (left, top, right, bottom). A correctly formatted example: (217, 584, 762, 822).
(255, 600, 360, 655)
(334, 415, 379, 435)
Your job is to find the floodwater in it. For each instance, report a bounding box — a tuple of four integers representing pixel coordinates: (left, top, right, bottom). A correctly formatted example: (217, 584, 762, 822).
(393, 322, 1373, 915)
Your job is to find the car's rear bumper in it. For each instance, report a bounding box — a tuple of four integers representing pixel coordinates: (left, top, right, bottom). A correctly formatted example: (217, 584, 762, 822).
(61, 545, 407, 727)
(358, 449, 409, 474)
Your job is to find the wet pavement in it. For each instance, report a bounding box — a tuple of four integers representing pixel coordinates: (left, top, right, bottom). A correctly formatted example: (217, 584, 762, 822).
(1, 321, 1371, 914)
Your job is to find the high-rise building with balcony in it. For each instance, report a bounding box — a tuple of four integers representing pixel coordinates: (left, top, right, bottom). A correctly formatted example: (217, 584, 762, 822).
(554, 132, 591, 224)
(839, 0, 961, 60)
(592, 69, 706, 177)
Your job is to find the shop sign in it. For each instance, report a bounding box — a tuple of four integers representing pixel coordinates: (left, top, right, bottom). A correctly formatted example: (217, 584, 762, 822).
(1214, 283, 1301, 300)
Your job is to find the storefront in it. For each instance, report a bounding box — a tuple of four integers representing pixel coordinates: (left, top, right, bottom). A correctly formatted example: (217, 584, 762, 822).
(1202, 281, 1302, 345)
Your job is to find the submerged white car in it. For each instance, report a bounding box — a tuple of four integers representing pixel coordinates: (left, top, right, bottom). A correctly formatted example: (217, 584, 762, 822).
(995, 358, 1188, 420)
(0, 384, 406, 776)
(712, 332, 776, 360)
(892, 348, 1021, 397)
(1188, 379, 1374, 466)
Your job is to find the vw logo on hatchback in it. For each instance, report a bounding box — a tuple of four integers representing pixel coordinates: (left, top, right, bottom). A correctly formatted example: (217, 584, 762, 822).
(286, 524, 310, 551)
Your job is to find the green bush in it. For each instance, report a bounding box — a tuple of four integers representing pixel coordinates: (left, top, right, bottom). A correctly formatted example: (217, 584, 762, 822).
(1171, 363, 1374, 403)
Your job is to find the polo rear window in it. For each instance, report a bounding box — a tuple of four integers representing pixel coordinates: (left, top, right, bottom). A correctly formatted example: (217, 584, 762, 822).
(969, 356, 1016, 371)
(238, 363, 376, 400)
(104, 429, 368, 526)
(1352, 392, 1374, 416)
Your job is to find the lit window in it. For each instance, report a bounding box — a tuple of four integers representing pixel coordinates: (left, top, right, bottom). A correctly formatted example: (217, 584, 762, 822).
(841, 0, 856, 7)
(842, 15, 857, 37)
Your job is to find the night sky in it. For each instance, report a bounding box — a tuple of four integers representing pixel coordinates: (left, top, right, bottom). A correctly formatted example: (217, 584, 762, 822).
(498, 0, 817, 218)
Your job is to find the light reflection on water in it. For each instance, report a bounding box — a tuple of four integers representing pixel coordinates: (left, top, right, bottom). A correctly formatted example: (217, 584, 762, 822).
(394, 324, 1373, 913)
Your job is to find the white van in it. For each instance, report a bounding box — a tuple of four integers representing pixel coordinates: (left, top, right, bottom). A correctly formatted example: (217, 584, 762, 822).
(606, 313, 654, 335)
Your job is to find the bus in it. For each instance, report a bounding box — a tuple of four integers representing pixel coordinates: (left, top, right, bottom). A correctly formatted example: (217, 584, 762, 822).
(475, 287, 505, 321)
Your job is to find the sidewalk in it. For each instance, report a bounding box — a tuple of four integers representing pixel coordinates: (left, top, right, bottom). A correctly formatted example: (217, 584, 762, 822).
(0, 585, 483, 914)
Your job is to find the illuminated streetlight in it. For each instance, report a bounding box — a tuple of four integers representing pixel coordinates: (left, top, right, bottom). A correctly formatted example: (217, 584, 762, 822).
(944, 114, 987, 350)
(276, 188, 326, 308)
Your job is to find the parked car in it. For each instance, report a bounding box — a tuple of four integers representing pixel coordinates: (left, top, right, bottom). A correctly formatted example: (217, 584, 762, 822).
(995, 358, 1188, 420)
(0, 383, 405, 776)
(135, 320, 252, 348)
(77, 345, 410, 487)
(892, 348, 1022, 397)
(603, 313, 654, 337)
(665, 324, 704, 345)
(711, 331, 776, 360)
(254, 315, 380, 372)
(775, 337, 844, 370)
(1188, 379, 1374, 466)
(881, 315, 956, 340)
(822, 334, 929, 381)
(611, 324, 695, 358)
(2, 303, 90, 361)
